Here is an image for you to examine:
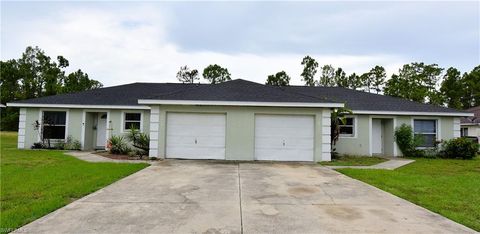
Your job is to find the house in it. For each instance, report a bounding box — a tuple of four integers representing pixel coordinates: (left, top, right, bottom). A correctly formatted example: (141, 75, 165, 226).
(7, 79, 471, 162)
(460, 106, 480, 142)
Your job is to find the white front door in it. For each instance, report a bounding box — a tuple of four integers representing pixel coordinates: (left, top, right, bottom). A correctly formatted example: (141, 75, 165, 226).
(166, 113, 226, 159)
(255, 115, 314, 161)
(96, 113, 107, 148)
(372, 119, 383, 155)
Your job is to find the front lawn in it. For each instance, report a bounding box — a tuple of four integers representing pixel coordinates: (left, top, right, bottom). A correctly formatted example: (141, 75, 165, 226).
(319, 155, 388, 166)
(337, 157, 480, 231)
(0, 132, 149, 232)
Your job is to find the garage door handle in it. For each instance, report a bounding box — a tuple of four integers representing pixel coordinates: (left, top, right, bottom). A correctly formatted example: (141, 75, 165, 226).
(195, 138, 197, 144)
(283, 140, 285, 146)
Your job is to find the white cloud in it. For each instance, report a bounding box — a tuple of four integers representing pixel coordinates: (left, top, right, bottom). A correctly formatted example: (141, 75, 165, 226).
(2, 5, 409, 86)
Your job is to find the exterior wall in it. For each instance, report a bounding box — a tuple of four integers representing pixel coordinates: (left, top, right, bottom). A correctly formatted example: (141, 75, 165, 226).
(335, 115, 370, 156)
(462, 125, 480, 137)
(335, 114, 458, 157)
(149, 105, 331, 162)
(19, 108, 150, 150)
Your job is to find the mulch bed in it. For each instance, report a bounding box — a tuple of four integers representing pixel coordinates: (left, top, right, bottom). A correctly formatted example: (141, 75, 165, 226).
(95, 152, 145, 160)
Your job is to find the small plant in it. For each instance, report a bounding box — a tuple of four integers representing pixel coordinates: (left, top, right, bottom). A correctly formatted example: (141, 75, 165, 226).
(440, 137, 479, 160)
(394, 124, 424, 157)
(126, 125, 149, 156)
(108, 135, 131, 155)
(31, 142, 44, 149)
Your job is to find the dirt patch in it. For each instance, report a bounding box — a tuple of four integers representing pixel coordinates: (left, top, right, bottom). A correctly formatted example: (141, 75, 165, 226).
(288, 186, 318, 196)
(325, 206, 363, 221)
(95, 152, 144, 160)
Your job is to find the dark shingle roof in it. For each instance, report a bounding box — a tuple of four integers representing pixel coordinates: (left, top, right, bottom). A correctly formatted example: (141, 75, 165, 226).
(286, 86, 465, 113)
(11, 79, 468, 114)
(461, 106, 480, 124)
(143, 79, 335, 103)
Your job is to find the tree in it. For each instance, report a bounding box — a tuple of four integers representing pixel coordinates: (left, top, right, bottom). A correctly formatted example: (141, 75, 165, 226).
(460, 65, 480, 109)
(359, 72, 371, 92)
(176, 65, 199, 84)
(300, 56, 318, 86)
(369, 65, 386, 94)
(346, 73, 363, 90)
(266, 71, 290, 86)
(62, 69, 102, 93)
(202, 64, 231, 84)
(318, 65, 335, 86)
(0, 46, 102, 131)
(334, 68, 348, 87)
(330, 107, 353, 158)
(384, 62, 443, 104)
(440, 67, 463, 109)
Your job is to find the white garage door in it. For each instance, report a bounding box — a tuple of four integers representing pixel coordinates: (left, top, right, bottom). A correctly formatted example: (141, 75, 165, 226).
(255, 115, 314, 161)
(166, 113, 226, 159)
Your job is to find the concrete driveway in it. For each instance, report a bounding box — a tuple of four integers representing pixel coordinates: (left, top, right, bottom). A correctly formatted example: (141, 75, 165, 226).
(19, 160, 474, 233)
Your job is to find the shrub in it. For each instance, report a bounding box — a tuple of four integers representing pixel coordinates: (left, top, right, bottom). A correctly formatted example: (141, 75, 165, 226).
(394, 124, 425, 157)
(126, 126, 149, 152)
(108, 135, 131, 155)
(52, 136, 82, 150)
(440, 137, 479, 160)
(31, 142, 44, 149)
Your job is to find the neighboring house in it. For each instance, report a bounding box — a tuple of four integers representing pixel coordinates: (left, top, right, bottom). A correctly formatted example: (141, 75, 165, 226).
(7, 79, 471, 162)
(460, 106, 480, 141)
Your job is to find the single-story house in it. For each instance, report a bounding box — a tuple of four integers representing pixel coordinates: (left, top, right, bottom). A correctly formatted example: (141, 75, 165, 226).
(7, 79, 472, 162)
(460, 106, 480, 141)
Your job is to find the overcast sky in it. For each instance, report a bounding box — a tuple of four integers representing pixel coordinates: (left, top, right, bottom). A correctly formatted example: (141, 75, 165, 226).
(1, 1, 479, 86)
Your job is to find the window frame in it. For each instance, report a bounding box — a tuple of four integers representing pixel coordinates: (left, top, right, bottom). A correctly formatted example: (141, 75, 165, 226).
(39, 109, 69, 141)
(412, 118, 439, 149)
(339, 116, 357, 138)
(121, 111, 143, 132)
(460, 127, 468, 137)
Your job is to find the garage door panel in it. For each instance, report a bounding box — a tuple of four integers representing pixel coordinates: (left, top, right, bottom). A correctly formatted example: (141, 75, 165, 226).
(166, 113, 226, 159)
(255, 115, 314, 161)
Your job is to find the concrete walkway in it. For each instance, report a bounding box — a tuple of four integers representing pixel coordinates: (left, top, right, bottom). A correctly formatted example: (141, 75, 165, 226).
(326, 158, 415, 170)
(66, 151, 154, 164)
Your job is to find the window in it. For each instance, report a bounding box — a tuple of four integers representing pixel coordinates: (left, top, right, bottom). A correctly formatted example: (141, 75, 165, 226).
(339, 117, 355, 137)
(461, 127, 468, 137)
(413, 119, 437, 148)
(42, 111, 67, 139)
(124, 113, 141, 131)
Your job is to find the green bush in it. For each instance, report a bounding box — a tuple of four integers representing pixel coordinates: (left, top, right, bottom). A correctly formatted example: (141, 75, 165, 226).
(52, 136, 82, 150)
(440, 137, 479, 160)
(126, 125, 149, 155)
(394, 124, 425, 157)
(108, 135, 131, 155)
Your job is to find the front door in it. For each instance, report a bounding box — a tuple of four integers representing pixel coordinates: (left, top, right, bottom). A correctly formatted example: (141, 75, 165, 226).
(96, 113, 107, 148)
(372, 119, 383, 155)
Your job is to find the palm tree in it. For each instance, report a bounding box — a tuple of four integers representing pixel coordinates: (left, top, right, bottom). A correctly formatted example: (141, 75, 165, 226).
(330, 107, 353, 158)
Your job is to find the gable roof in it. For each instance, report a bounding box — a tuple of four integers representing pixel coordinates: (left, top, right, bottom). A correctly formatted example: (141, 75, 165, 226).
(461, 106, 480, 125)
(7, 79, 471, 116)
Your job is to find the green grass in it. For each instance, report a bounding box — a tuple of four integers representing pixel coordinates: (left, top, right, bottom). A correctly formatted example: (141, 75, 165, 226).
(337, 157, 480, 231)
(0, 132, 148, 232)
(318, 155, 388, 166)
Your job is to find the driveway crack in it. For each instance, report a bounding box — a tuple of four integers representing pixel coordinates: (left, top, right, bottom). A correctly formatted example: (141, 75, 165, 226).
(237, 163, 244, 234)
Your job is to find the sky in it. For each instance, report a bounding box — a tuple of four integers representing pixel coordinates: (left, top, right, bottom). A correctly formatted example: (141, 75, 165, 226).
(1, 1, 479, 87)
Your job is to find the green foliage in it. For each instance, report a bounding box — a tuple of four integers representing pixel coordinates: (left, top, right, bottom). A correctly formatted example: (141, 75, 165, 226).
(368, 65, 386, 93)
(440, 67, 463, 109)
(266, 71, 290, 86)
(300, 56, 318, 86)
(0, 46, 102, 131)
(334, 68, 348, 87)
(108, 135, 131, 155)
(330, 107, 353, 157)
(384, 62, 443, 104)
(126, 126, 150, 156)
(460, 65, 480, 109)
(202, 64, 231, 84)
(318, 64, 335, 86)
(58, 136, 82, 150)
(337, 158, 480, 231)
(440, 137, 479, 160)
(394, 124, 424, 157)
(176, 65, 199, 83)
(345, 73, 363, 90)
